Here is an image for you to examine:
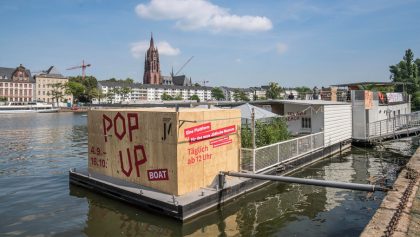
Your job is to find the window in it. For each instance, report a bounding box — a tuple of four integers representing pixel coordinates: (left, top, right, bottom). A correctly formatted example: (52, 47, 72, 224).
(301, 117, 311, 129)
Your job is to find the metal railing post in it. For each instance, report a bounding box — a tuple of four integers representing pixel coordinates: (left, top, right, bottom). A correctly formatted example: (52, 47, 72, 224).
(277, 144, 280, 163)
(252, 149, 256, 173)
(296, 139, 299, 156)
(380, 121, 382, 137)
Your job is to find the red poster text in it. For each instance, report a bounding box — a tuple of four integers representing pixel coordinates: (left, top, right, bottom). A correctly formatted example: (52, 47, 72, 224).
(184, 122, 212, 137)
(189, 125, 236, 144)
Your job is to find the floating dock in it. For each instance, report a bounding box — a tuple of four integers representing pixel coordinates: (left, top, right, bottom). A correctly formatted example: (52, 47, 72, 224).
(70, 133, 351, 221)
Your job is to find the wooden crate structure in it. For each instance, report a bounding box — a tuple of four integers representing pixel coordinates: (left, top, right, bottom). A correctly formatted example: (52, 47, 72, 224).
(88, 108, 241, 196)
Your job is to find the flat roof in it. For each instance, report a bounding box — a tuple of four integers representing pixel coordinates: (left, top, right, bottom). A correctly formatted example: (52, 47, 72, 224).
(275, 99, 350, 106)
(331, 81, 410, 87)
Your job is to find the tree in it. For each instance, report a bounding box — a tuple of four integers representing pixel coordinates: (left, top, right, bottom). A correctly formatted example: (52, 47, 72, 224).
(161, 92, 173, 101)
(120, 87, 132, 102)
(50, 83, 65, 107)
(106, 91, 115, 104)
(173, 94, 183, 100)
(91, 88, 106, 104)
(389, 49, 419, 95)
(65, 81, 85, 103)
(295, 86, 312, 99)
(124, 78, 134, 84)
(233, 89, 249, 102)
(0, 97, 7, 102)
(189, 94, 200, 102)
(68, 76, 98, 103)
(112, 87, 121, 99)
(266, 82, 282, 99)
(241, 118, 290, 148)
(211, 87, 225, 101)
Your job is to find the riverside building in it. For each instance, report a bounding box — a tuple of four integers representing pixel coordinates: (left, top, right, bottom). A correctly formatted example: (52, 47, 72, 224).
(0, 64, 35, 102)
(34, 66, 72, 106)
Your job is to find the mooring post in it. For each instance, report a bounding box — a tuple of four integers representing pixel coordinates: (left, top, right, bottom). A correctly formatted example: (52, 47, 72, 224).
(218, 172, 225, 189)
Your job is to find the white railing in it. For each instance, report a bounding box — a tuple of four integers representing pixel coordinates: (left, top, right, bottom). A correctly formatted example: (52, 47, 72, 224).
(241, 132, 324, 173)
(366, 112, 420, 139)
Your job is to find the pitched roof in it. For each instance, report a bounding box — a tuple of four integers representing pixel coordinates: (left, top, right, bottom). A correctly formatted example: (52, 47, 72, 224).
(0, 66, 34, 83)
(233, 103, 279, 119)
(36, 66, 66, 79)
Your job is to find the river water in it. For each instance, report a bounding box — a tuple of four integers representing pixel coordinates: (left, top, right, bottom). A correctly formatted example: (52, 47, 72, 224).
(0, 113, 416, 236)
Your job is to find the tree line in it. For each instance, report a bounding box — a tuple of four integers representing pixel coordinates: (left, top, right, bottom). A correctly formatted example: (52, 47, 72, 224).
(389, 49, 420, 107)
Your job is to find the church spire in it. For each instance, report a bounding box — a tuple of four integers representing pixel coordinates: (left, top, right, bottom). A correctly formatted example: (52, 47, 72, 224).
(150, 32, 154, 48)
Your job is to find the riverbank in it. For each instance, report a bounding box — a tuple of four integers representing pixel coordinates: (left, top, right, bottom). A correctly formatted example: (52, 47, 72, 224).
(361, 147, 420, 236)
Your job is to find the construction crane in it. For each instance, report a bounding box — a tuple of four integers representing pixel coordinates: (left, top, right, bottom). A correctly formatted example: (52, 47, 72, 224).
(174, 56, 193, 76)
(66, 60, 91, 80)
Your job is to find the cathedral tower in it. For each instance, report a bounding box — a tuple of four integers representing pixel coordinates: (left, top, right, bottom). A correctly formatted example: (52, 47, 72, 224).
(143, 33, 161, 84)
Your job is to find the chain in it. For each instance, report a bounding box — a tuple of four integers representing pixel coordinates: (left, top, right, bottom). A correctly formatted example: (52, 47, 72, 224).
(383, 167, 418, 237)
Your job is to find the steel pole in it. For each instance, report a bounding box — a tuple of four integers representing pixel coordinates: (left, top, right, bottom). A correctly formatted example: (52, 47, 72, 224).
(224, 172, 389, 192)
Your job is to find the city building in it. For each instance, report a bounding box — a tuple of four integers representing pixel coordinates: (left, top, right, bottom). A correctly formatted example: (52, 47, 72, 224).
(96, 81, 213, 103)
(0, 64, 35, 102)
(34, 66, 72, 106)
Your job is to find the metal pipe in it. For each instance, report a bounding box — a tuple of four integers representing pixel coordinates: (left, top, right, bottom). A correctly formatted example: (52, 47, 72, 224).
(224, 171, 390, 192)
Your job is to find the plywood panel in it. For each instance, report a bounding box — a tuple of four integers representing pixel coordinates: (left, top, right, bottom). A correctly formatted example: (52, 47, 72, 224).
(88, 108, 240, 196)
(88, 109, 178, 194)
(177, 109, 240, 195)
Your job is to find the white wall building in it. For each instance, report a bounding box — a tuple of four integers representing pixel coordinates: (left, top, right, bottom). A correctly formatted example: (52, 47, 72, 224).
(351, 90, 411, 140)
(276, 100, 352, 146)
(96, 81, 213, 103)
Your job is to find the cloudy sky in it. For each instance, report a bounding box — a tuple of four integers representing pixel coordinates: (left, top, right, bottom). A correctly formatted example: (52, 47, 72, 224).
(1, 0, 420, 87)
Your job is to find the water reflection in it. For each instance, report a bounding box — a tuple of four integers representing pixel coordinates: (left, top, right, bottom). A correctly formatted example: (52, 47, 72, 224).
(69, 144, 411, 236)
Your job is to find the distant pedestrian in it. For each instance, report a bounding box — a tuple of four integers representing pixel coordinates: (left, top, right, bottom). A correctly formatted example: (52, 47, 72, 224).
(288, 92, 295, 100)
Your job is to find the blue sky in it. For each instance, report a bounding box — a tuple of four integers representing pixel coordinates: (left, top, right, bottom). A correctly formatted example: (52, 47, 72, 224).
(1, 0, 420, 88)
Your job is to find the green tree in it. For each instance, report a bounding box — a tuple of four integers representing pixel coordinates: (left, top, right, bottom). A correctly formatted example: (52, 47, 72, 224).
(189, 94, 200, 102)
(120, 87, 132, 102)
(68, 76, 98, 103)
(211, 87, 225, 101)
(266, 82, 282, 99)
(106, 91, 115, 104)
(241, 118, 290, 148)
(91, 88, 106, 104)
(112, 87, 121, 99)
(161, 92, 173, 101)
(173, 94, 183, 100)
(233, 90, 249, 102)
(124, 78, 134, 84)
(65, 81, 85, 103)
(389, 49, 419, 95)
(50, 83, 65, 107)
(295, 86, 312, 99)
(0, 97, 7, 102)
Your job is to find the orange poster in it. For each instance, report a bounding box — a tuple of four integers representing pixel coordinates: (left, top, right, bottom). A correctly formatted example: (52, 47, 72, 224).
(365, 91, 373, 109)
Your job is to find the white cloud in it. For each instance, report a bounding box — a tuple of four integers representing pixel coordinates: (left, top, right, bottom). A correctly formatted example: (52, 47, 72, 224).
(135, 0, 272, 32)
(130, 40, 180, 58)
(276, 43, 288, 54)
